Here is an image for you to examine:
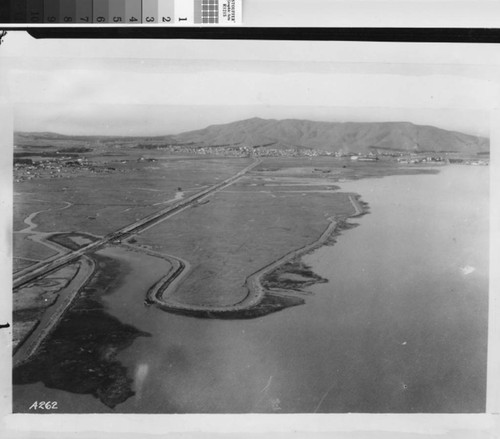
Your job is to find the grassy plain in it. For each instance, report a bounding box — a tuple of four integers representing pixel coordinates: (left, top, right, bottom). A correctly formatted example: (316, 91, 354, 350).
(13, 152, 253, 267)
(14, 154, 253, 235)
(12, 198, 50, 231)
(14, 152, 437, 307)
(135, 174, 354, 306)
(13, 234, 58, 271)
(133, 157, 438, 307)
(12, 151, 441, 410)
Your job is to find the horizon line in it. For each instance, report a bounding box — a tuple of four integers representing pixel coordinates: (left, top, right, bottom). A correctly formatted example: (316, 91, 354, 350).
(14, 117, 490, 139)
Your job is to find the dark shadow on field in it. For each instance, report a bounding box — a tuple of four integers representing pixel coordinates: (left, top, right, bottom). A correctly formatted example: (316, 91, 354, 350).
(155, 293, 306, 320)
(47, 232, 101, 250)
(13, 253, 151, 410)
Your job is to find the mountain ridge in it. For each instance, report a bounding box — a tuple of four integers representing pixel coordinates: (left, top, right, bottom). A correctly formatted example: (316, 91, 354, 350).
(15, 118, 489, 154)
(167, 118, 489, 153)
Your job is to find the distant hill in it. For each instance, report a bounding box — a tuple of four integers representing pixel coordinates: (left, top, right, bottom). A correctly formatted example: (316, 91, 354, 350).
(168, 118, 489, 154)
(15, 118, 489, 154)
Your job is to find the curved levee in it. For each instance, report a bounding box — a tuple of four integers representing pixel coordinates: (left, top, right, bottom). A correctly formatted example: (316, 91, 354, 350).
(144, 216, 362, 318)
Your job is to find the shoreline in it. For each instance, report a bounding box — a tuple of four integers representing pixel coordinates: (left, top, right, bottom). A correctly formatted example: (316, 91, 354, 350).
(13, 251, 150, 410)
(13, 255, 96, 367)
(12, 188, 368, 361)
(144, 191, 368, 319)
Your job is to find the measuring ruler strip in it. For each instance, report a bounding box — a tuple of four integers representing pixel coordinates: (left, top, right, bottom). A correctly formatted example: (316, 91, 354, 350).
(3, 0, 241, 24)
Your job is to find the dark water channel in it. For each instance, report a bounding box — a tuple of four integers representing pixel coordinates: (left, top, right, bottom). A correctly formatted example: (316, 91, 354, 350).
(13, 166, 489, 413)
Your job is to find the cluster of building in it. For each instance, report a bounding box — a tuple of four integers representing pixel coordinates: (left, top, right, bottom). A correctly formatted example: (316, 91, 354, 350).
(141, 144, 484, 164)
(14, 157, 119, 182)
(448, 158, 489, 166)
(397, 155, 445, 164)
(396, 156, 489, 165)
(349, 153, 379, 161)
(13, 144, 489, 184)
(138, 143, 327, 157)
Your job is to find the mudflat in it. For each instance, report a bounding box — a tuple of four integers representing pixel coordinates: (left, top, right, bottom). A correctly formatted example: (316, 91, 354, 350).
(13, 152, 446, 412)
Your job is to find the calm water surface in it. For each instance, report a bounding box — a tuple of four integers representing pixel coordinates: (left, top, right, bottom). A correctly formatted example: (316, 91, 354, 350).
(14, 166, 489, 413)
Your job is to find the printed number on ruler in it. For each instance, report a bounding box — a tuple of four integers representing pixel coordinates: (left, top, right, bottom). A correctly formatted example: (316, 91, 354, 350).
(18, 0, 241, 24)
(157, 0, 174, 24)
(143, 0, 157, 23)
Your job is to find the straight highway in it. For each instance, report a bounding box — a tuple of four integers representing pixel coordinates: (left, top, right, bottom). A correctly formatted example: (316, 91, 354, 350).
(13, 159, 261, 289)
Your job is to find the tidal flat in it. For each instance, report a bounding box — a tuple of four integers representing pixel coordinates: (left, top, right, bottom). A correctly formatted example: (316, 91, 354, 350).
(14, 153, 469, 413)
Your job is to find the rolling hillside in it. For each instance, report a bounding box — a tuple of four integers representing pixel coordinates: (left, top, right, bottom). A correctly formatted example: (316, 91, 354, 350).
(169, 118, 489, 154)
(15, 118, 489, 154)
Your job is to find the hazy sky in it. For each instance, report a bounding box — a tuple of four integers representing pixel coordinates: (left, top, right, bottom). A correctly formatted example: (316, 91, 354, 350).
(1, 33, 499, 137)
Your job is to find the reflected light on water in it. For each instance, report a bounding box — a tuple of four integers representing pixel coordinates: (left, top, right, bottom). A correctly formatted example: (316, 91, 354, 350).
(134, 363, 150, 399)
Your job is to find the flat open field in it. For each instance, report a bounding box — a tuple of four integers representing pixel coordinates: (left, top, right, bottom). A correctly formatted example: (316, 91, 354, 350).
(14, 153, 436, 306)
(13, 153, 254, 272)
(14, 155, 254, 236)
(133, 157, 436, 307)
(13, 151, 456, 413)
(254, 156, 441, 180)
(13, 234, 59, 272)
(135, 177, 354, 306)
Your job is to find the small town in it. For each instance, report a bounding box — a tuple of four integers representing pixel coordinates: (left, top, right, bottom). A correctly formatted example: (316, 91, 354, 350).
(13, 156, 121, 182)
(14, 144, 488, 183)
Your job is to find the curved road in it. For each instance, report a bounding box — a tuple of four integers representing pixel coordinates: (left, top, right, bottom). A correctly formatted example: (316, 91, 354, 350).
(145, 192, 366, 315)
(146, 218, 341, 315)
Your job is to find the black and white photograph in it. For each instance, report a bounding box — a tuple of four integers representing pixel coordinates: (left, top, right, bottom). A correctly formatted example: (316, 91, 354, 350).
(0, 31, 499, 437)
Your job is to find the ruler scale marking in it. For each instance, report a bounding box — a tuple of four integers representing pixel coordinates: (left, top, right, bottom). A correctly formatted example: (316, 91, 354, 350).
(12, 0, 28, 22)
(158, 0, 174, 24)
(2, 0, 241, 24)
(60, 0, 76, 24)
(93, 0, 108, 23)
(76, 0, 92, 23)
(142, 0, 158, 23)
(125, 0, 141, 24)
(43, 0, 59, 23)
(176, 0, 194, 24)
(27, 0, 44, 23)
(109, 0, 125, 24)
